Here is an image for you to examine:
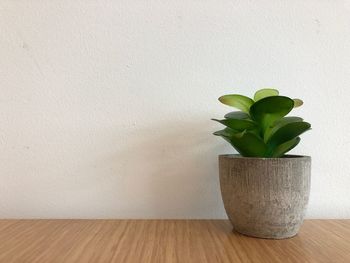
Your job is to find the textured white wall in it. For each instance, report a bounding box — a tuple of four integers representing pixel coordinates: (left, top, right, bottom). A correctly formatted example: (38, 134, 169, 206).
(1, 1, 350, 219)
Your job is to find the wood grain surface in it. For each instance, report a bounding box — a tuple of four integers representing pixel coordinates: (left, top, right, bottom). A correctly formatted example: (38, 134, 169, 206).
(0, 220, 349, 263)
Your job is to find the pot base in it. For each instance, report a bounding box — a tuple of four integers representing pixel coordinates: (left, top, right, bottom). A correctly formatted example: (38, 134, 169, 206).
(232, 228, 298, 240)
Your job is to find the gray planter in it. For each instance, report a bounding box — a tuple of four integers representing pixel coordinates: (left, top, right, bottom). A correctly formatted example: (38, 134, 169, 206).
(219, 154, 311, 239)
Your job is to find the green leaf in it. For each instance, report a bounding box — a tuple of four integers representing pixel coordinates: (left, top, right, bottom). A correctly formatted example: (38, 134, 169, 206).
(264, 116, 303, 142)
(267, 121, 311, 147)
(226, 130, 268, 157)
(224, 111, 250, 120)
(271, 137, 301, 157)
(293, 99, 303, 108)
(254, 88, 279, 101)
(213, 127, 238, 137)
(218, 95, 254, 113)
(213, 129, 267, 157)
(212, 118, 256, 131)
(249, 96, 294, 131)
(213, 127, 240, 144)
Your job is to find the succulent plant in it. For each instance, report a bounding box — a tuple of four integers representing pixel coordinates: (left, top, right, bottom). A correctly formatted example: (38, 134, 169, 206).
(213, 88, 311, 157)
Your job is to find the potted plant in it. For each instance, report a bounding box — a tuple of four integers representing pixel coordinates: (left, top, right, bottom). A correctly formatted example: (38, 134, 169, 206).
(213, 88, 311, 239)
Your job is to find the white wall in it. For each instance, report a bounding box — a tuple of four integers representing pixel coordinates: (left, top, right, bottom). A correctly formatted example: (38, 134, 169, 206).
(1, 1, 350, 219)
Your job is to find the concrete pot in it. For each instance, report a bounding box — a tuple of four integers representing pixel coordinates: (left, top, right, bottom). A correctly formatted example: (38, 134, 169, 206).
(219, 154, 311, 239)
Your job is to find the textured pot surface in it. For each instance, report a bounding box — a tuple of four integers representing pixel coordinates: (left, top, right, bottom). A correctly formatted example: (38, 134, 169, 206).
(219, 154, 311, 239)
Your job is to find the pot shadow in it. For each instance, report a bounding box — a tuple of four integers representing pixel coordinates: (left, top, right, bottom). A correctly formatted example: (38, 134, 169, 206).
(101, 119, 228, 219)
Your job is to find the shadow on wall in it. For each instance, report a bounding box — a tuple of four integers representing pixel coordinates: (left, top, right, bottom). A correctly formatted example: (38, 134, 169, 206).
(102, 119, 227, 219)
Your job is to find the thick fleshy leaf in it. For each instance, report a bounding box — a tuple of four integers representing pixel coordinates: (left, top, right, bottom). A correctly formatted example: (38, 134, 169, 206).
(264, 116, 303, 142)
(249, 96, 294, 131)
(267, 121, 311, 147)
(271, 137, 301, 157)
(254, 88, 279, 102)
(212, 118, 256, 131)
(224, 111, 250, 120)
(213, 127, 238, 137)
(218, 95, 254, 113)
(293, 99, 303, 108)
(213, 127, 240, 144)
(225, 130, 268, 157)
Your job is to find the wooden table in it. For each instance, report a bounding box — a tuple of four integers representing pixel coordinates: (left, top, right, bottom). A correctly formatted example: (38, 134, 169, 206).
(0, 220, 349, 262)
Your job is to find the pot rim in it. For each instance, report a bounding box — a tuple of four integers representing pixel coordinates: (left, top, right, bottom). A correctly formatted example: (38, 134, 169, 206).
(219, 154, 311, 161)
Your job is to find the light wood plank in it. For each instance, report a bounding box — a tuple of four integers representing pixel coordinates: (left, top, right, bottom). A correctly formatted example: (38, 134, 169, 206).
(0, 220, 349, 262)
